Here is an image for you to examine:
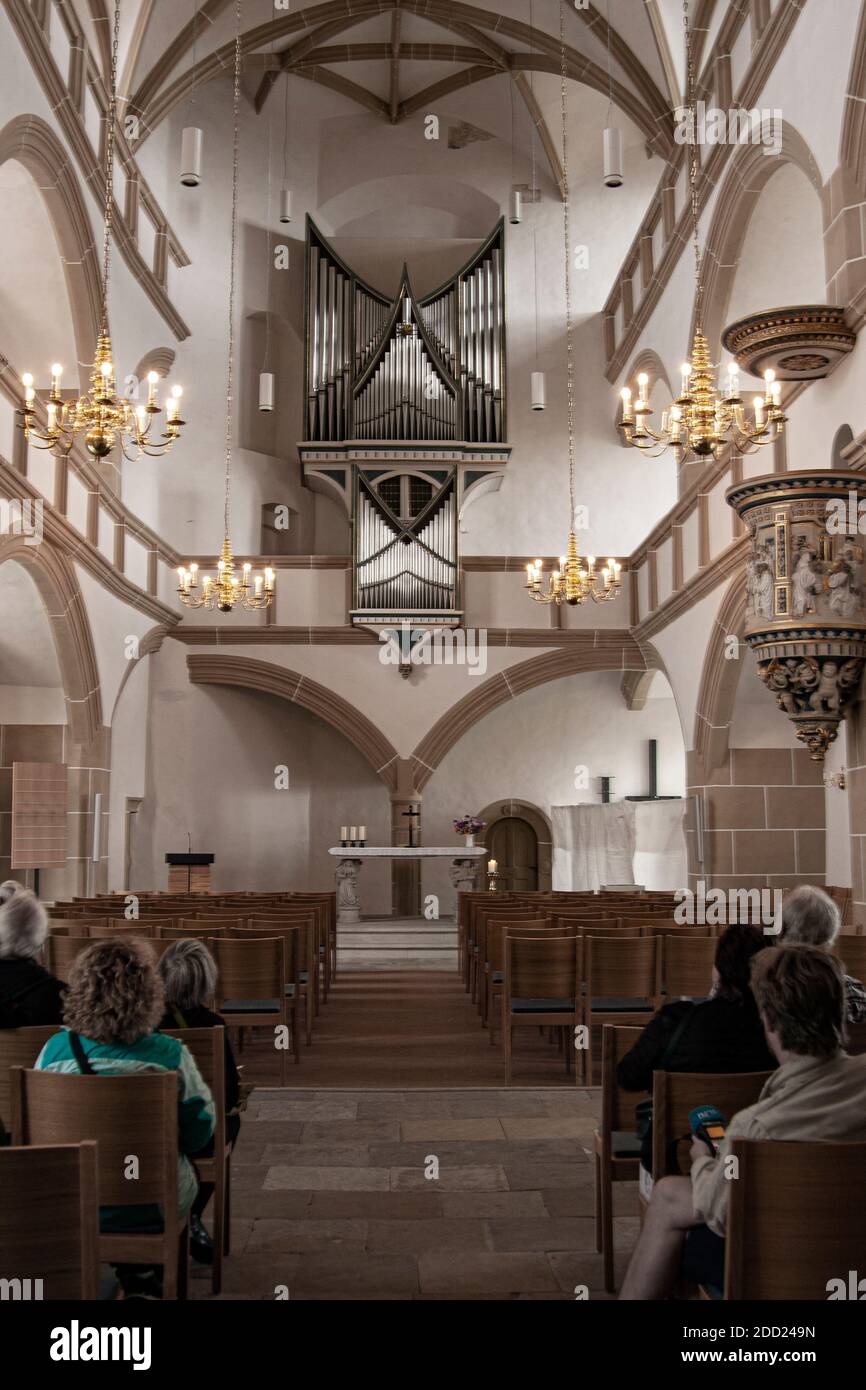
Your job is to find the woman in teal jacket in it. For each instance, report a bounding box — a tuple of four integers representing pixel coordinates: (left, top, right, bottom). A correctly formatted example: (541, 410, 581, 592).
(36, 937, 214, 1296)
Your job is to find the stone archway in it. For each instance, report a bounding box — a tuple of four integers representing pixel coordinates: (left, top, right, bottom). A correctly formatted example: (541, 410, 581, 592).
(693, 572, 748, 780)
(0, 536, 107, 894)
(695, 121, 826, 357)
(476, 798, 553, 892)
(410, 635, 648, 789)
(0, 115, 102, 390)
(186, 652, 401, 790)
(0, 535, 102, 748)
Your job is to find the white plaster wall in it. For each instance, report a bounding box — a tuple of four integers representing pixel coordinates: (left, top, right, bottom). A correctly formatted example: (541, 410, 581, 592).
(107, 654, 150, 892)
(133, 640, 392, 908)
(0, 685, 65, 723)
(421, 667, 686, 913)
(75, 565, 164, 722)
(824, 724, 851, 888)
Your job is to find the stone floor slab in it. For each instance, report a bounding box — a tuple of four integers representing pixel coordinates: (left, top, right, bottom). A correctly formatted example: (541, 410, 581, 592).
(246, 1218, 368, 1253)
(264, 1166, 391, 1192)
(418, 1251, 559, 1294)
(399, 1118, 506, 1142)
(390, 1165, 508, 1192)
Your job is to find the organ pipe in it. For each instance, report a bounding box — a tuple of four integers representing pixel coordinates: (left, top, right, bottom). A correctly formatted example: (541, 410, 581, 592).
(304, 219, 505, 444)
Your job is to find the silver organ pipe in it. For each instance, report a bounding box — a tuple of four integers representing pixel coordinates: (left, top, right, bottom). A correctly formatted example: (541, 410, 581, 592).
(354, 479, 457, 616)
(305, 219, 504, 445)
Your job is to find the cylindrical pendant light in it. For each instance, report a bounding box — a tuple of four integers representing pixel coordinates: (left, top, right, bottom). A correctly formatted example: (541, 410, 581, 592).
(509, 187, 522, 224)
(258, 372, 275, 412)
(180, 127, 203, 186)
(279, 188, 292, 224)
(530, 370, 546, 411)
(603, 127, 623, 188)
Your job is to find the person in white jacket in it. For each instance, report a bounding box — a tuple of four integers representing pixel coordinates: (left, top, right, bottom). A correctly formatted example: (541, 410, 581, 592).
(620, 943, 866, 1300)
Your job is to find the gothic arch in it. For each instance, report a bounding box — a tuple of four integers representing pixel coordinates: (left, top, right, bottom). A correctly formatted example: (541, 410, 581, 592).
(186, 653, 401, 790)
(695, 121, 826, 356)
(841, 0, 866, 195)
(692, 571, 747, 775)
(0, 116, 102, 388)
(0, 535, 103, 747)
(410, 635, 647, 789)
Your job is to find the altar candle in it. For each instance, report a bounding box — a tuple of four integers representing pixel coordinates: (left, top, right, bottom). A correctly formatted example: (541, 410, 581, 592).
(488, 859, 497, 873)
(350, 825, 357, 840)
(359, 825, 366, 840)
(340, 826, 347, 840)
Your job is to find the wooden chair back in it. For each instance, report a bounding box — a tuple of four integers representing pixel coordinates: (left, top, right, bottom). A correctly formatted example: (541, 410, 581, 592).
(662, 934, 717, 999)
(600, 1024, 647, 1137)
(0, 1141, 100, 1298)
(651, 1069, 773, 1180)
(209, 934, 285, 1004)
(45, 935, 96, 976)
(163, 922, 229, 939)
(836, 935, 866, 981)
(11, 1066, 186, 1297)
(507, 934, 578, 1002)
(0, 1024, 61, 1137)
(585, 934, 660, 1003)
(725, 1138, 866, 1299)
(92, 921, 158, 938)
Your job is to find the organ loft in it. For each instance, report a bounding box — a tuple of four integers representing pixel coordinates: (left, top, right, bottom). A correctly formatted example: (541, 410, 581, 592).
(299, 217, 511, 629)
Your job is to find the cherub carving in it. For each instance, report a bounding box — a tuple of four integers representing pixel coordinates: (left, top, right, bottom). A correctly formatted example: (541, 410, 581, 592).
(808, 661, 840, 714)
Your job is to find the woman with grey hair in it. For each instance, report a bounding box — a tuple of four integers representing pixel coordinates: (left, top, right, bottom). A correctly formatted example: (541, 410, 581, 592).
(157, 938, 241, 1264)
(0, 887, 65, 1028)
(781, 884, 866, 1023)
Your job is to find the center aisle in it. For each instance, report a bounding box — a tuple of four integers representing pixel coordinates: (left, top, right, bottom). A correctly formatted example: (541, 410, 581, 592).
(245, 968, 581, 1089)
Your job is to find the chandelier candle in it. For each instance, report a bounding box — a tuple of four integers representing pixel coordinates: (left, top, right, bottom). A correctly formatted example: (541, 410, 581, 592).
(523, 5, 622, 609)
(19, 3, 186, 463)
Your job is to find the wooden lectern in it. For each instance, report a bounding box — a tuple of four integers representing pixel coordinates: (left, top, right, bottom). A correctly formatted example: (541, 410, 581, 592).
(165, 852, 214, 893)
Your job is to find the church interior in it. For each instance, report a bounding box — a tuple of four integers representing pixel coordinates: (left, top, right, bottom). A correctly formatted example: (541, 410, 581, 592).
(1, 0, 866, 1338)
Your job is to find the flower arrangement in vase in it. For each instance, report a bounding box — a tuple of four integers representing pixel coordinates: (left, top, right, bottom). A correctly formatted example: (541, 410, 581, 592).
(453, 814, 485, 848)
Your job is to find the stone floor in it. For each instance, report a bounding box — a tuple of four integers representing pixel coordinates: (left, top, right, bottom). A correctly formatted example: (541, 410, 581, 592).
(192, 1087, 639, 1300)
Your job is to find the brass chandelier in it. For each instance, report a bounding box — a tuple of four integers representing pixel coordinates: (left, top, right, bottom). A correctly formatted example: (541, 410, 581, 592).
(617, 0, 786, 462)
(178, 0, 274, 613)
(19, 1, 186, 462)
(525, 2, 621, 607)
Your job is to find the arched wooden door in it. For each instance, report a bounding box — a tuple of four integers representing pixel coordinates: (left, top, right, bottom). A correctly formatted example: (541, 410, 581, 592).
(487, 817, 538, 892)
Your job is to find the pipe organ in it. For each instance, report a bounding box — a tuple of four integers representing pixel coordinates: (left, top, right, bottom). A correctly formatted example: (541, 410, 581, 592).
(301, 217, 510, 625)
(353, 473, 458, 623)
(304, 218, 506, 444)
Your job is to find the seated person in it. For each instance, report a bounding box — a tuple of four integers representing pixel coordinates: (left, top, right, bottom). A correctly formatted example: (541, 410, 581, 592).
(158, 938, 242, 1264)
(620, 943, 866, 1299)
(617, 925, 777, 1166)
(780, 884, 866, 1022)
(0, 887, 65, 1029)
(0, 879, 23, 905)
(36, 938, 214, 1299)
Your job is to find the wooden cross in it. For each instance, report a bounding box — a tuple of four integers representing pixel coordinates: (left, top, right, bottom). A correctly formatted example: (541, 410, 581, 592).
(401, 806, 420, 848)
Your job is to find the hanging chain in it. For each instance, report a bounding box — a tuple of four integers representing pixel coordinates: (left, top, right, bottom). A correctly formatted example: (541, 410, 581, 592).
(683, 0, 703, 329)
(100, 0, 121, 330)
(223, 0, 242, 536)
(559, 0, 575, 528)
